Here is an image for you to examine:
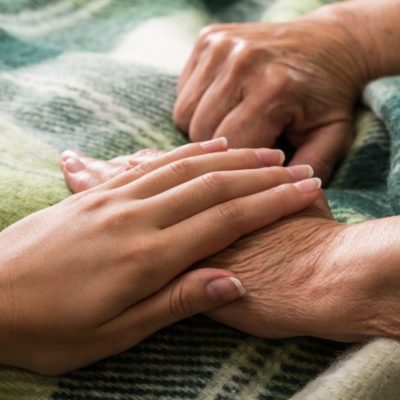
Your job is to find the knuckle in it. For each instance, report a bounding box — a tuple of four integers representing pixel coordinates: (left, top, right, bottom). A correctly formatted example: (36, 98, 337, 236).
(76, 192, 111, 213)
(198, 172, 224, 191)
(132, 160, 155, 176)
(262, 64, 292, 97)
(131, 235, 167, 269)
(208, 33, 233, 52)
(124, 239, 154, 269)
(102, 206, 138, 231)
(199, 24, 224, 40)
(229, 42, 257, 69)
(113, 167, 141, 185)
(169, 283, 197, 321)
(168, 158, 194, 180)
(218, 201, 244, 225)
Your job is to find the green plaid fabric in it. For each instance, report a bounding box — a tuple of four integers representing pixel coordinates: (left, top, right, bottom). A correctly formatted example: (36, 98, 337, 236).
(1, 1, 400, 399)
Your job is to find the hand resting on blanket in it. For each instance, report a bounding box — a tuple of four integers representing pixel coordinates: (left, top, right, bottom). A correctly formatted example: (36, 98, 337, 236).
(62, 150, 400, 343)
(0, 140, 320, 374)
(174, 0, 400, 183)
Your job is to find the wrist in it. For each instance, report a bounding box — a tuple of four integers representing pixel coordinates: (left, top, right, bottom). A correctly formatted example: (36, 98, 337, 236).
(307, 4, 376, 89)
(315, 1, 400, 82)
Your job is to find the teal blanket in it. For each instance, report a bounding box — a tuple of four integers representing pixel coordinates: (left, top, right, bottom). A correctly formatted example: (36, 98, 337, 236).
(1, 1, 400, 399)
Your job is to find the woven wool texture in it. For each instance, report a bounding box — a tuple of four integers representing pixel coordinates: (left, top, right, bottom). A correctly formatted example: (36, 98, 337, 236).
(0, 0, 399, 399)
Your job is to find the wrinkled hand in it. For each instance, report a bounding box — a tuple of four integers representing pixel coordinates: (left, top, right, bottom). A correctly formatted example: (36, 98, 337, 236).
(174, 12, 371, 182)
(201, 196, 400, 342)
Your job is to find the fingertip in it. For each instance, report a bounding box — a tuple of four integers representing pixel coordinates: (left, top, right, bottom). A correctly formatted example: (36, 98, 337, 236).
(61, 150, 83, 162)
(200, 137, 228, 152)
(181, 268, 246, 308)
(294, 177, 322, 193)
(287, 165, 314, 181)
(255, 149, 285, 166)
(206, 276, 246, 302)
(64, 157, 85, 173)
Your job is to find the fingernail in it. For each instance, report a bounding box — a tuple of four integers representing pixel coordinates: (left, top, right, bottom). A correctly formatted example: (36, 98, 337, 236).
(64, 158, 85, 173)
(294, 177, 322, 193)
(61, 150, 80, 161)
(255, 149, 285, 166)
(206, 277, 246, 302)
(200, 137, 228, 152)
(287, 165, 314, 181)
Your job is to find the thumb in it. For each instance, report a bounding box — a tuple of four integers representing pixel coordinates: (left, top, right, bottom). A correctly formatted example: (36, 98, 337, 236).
(165, 269, 246, 322)
(103, 269, 246, 353)
(289, 121, 353, 184)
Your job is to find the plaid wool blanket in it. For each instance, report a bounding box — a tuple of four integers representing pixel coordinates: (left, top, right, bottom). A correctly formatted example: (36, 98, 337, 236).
(1, 0, 400, 399)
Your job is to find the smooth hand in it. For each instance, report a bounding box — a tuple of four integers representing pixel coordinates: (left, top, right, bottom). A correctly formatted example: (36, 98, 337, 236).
(0, 140, 321, 374)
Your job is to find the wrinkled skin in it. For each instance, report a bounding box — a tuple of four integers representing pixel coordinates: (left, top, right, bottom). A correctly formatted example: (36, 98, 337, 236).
(202, 197, 400, 342)
(174, 14, 371, 182)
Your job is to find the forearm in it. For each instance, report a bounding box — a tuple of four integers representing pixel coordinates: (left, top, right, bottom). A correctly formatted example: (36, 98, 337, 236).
(315, 0, 400, 81)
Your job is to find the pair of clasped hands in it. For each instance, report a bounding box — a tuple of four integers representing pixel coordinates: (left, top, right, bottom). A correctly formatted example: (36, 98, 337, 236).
(2, 0, 400, 375)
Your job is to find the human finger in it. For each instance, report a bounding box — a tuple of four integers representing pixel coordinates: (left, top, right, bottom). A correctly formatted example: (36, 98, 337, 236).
(164, 177, 322, 274)
(174, 39, 232, 133)
(96, 269, 246, 359)
(289, 121, 353, 184)
(128, 148, 285, 199)
(188, 75, 242, 143)
(148, 165, 313, 227)
(101, 138, 229, 191)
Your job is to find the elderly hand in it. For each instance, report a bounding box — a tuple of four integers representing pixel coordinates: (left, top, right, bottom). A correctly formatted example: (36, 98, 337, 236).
(173, 12, 373, 182)
(0, 141, 321, 375)
(201, 195, 400, 342)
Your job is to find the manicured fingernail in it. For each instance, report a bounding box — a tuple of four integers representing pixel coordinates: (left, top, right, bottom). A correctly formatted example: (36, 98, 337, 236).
(200, 137, 228, 152)
(64, 158, 85, 173)
(287, 165, 314, 181)
(206, 277, 246, 302)
(255, 149, 285, 166)
(294, 177, 322, 193)
(61, 150, 80, 161)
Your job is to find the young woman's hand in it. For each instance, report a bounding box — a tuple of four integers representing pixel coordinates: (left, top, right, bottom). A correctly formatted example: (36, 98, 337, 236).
(0, 140, 321, 375)
(173, 11, 373, 182)
(61, 148, 166, 192)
